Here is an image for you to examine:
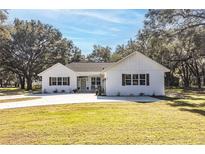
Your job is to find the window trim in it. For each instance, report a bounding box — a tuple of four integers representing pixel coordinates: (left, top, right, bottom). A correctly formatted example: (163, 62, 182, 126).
(49, 77, 70, 86)
(57, 77, 62, 85)
(140, 74, 146, 85)
(133, 74, 139, 85)
(122, 74, 131, 86)
(51, 77, 57, 86)
(91, 77, 101, 89)
(122, 73, 150, 86)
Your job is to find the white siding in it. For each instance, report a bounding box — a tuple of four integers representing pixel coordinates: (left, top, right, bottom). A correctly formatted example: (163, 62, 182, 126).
(41, 64, 77, 93)
(105, 52, 166, 96)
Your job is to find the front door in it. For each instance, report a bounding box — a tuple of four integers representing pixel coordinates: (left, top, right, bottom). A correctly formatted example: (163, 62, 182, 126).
(81, 78, 86, 91)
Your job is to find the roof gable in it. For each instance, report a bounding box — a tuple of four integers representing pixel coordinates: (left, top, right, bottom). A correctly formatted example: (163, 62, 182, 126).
(38, 63, 74, 76)
(103, 51, 170, 72)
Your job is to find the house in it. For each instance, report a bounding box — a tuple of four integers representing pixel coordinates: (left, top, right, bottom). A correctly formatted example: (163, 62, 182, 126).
(38, 51, 170, 96)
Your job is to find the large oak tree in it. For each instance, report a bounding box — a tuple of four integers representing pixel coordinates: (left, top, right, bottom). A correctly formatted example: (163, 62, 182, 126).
(0, 19, 81, 90)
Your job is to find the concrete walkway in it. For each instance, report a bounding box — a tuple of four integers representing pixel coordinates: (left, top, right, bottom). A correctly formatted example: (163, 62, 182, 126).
(0, 93, 160, 110)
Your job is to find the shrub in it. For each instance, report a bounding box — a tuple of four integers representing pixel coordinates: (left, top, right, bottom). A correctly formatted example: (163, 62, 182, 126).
(53, 89, 58, 93)
(73, 89, 78, 93)
(139, 93, 144, 96)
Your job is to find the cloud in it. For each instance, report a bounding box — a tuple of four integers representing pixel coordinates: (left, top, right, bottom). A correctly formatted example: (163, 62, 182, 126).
(67, 26, 108, 35)
(48, 10, 142, 25)
(66, 26, 119, 37)
(109, 27, 121, 33)
(65, 10, 124, 24)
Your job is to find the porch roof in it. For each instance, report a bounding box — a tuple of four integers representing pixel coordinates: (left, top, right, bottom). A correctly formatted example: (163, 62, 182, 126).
(66, 62, 114, 72)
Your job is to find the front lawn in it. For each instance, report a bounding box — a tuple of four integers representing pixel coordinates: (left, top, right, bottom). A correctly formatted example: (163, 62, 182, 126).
(0, 87, 41, 96)
(0, 97, 41, 103)
(0, 88, 205, 144)
(0, 88, 25, 96)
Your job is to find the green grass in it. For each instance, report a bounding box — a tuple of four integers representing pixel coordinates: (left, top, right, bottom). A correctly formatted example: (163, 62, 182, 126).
(0, 88, 19, 91)
(0, 88, 26, 96)
(0, 97, 41, 103)
(0, 87, 41, 96)
(0, 88, 205, 144)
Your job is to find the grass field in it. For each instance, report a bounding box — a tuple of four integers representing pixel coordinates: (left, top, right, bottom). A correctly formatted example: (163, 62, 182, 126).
(0, 88, 25, 96)
(0, 97, 41, 103)
(0, 87, 41, 96)
(0, 88, 205, 144)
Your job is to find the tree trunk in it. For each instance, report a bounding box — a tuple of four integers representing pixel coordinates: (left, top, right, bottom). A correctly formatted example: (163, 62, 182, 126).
(196, 76, 201, 89)
(19, 75, 25, 89)
(180, 63, 191, 89)
(26, 76, 32, 90)
(183, 80, 190, 89)
(187, 61, 202, 89)
(0, 79, 2, 87)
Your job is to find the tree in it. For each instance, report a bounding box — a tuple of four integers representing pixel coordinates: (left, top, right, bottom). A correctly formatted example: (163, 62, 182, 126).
(87, 45, 111, 62)
(111, 39, 139, 62)
(70, 46, 83, 62)
(136, 9, 205, 89)
(0, 69, 17, 87)
(0, 10, 10, 40)
(0, 19, 80, 90)
(144, 9, 205, 35)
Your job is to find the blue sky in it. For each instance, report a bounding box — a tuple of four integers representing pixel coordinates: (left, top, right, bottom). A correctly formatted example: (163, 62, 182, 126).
(8, 9, 147, 55)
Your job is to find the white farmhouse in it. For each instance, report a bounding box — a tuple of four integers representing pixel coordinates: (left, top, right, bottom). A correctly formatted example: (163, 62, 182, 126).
(38, 51, 170, 96)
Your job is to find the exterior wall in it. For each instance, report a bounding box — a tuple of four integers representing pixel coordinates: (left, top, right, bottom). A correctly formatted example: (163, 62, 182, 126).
(41, 64, 77, 93)
(105, 52, 165, 96)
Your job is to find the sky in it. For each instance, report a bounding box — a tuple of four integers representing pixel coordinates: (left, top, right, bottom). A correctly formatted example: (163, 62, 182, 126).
(8, 9, 147, 55)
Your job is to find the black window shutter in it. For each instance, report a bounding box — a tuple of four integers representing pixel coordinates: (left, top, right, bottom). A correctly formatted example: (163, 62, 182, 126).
(49, 77, 51, 86)
(68, 77, 70, 85)
(122, 74, 125, 86)
(146, 74, 150, 86)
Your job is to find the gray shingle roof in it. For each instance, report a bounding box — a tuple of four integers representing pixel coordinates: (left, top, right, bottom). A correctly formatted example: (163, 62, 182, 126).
(66, 62, 114, 72)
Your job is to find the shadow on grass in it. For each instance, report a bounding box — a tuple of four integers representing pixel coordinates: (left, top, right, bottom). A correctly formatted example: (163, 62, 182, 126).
(97, 96, 160, 103)
(154, 96, 180, 101)
(179, 108, 205, 116)
(164, 89, 205, 116)
(168, 101, 205, 108)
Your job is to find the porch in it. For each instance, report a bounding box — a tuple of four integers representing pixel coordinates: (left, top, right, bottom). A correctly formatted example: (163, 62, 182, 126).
(77, 75, 106, 93)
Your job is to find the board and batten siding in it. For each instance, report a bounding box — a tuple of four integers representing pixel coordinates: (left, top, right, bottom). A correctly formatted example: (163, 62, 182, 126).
(105, 52, 166, 96)
(40, 63, 77, 93)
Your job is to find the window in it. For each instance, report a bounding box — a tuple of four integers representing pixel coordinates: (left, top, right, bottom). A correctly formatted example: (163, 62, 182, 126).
(91, 77, 96, 90)
(140, 74, 146, 85)
(91, 77, 96, 85)
(122, 74, 131, 86)
(133, 74, 139, 85)
(58, 77, 62, 85)
(122, 73, 150, 86)
(51, 77, 56, 85)
(97, 77, 101, 85)
(91, 77, 101, 90)
(49, 77, 70, 86)
(63, 77, 70, 85)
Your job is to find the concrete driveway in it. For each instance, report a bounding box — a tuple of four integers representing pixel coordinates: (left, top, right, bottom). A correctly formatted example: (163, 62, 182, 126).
(0, 93, 160, 110)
